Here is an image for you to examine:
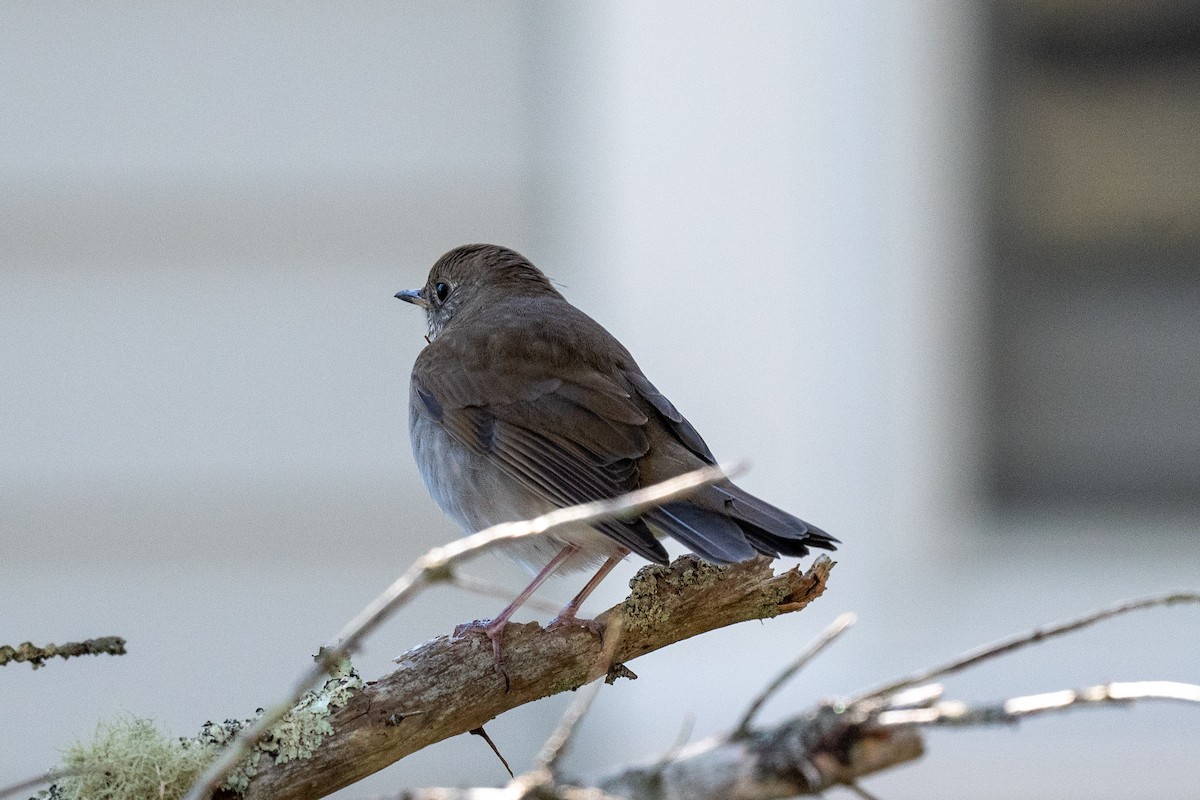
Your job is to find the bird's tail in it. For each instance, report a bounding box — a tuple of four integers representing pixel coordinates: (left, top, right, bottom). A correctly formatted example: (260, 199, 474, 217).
(645, 482, 837, 565)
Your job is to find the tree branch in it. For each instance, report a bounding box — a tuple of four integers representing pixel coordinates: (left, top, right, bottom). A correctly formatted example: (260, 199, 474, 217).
(849, 591, 1200, 705)
(183, 462, 749, 800)
(0, 636, 126, 669)
(233, 554, 833, 799)
(597, 690, 923, 800)
(878, 680, 1200, 727)
(396, 592, 1200, 800)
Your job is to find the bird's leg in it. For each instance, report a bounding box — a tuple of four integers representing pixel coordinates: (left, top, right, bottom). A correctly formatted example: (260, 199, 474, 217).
(547, 548, 628, 636)
(454, 543, 580, 687)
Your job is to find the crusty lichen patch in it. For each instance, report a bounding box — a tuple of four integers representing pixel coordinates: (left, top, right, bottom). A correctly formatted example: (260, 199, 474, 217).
(42, 658, 363, 799)
(263, 657, 363, 765)
(621, 555, 724, 631)
(218, 655, 364, 793)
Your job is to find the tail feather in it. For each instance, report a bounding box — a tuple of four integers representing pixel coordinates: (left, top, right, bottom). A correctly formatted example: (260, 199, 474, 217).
(642, 483, 837, 563)
(736, 520, 821, 558)
(648, 502, 758, 564)
(712, 484, 838, 549)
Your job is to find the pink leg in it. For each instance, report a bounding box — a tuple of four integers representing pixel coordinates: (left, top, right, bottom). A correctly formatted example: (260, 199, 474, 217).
(454, 543, 580, 687)
(548, 548, 628, 632)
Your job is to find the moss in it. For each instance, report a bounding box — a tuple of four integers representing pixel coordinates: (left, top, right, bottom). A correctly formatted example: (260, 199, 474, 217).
(45, 659, 363, 799)
(48, 718, 214, 800)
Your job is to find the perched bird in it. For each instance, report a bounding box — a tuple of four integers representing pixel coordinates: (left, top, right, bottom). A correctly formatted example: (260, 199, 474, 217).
(397, 244, 835, 677)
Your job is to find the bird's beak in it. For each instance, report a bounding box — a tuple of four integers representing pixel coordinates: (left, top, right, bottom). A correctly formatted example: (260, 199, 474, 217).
(394, 288, 428, 308)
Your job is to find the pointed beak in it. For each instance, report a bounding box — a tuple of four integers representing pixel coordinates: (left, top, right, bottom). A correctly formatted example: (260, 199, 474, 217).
(394, 288, 427, 308)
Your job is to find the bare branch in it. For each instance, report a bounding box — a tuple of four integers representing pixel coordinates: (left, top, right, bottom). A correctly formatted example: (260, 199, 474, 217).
(593, 591, 1200, 800)
(733, 611, 856, 737)
(597, 701, 924, 800)
(0, 636, 126, 669)
(850, 591, 1200, 705)
(651, 714, 695, 774)
(237, 555, 832, 800)
(878, 680, 1200, 727)
(181, 461, 766, 800)
(594, 676, 1200, 800)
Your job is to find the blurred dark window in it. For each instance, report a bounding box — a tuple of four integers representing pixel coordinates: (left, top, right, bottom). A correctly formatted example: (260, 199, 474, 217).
(986, 2, 1200, 505)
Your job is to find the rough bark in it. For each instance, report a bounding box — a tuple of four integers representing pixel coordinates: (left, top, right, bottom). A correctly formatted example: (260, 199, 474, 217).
(597, 705, 924, 799)
(234, 554, 834, 800)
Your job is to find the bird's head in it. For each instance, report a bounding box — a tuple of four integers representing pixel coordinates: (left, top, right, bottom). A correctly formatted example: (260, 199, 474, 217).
(396, 244, 559, 342)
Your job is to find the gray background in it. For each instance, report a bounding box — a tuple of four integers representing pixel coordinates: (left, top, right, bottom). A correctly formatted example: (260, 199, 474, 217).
(2, 4, 1197, 798)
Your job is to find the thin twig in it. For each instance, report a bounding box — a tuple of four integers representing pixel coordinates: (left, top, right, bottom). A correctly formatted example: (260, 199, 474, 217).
(534, 615, 627, 777)
(733, 612, 856, 737)
(877, 680, 1200, 728)
(469, 727, 514, 778)
(0, 636, 126, 669)
(651, 713, 696, 773)
(850, 591, 1200, 705)
(181, 462, 741, 800)
(846, 782, 884, 800)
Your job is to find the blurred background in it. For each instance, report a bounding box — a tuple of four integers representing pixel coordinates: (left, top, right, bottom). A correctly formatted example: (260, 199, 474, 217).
(2, 3, 1197, 798)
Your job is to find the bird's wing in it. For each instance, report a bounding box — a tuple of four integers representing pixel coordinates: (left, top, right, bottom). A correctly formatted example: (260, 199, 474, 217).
(622, 368, 839, 559)
(622, 370, 716, 464)
(411, 350, 669, 563)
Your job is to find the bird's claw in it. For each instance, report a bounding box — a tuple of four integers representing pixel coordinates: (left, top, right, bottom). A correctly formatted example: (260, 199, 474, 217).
(452, 618, 512, 691)
(546, 612, 604, 639)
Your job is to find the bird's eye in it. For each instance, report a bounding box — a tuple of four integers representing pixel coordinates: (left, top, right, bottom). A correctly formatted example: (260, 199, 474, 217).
(434, 282, 450, 303)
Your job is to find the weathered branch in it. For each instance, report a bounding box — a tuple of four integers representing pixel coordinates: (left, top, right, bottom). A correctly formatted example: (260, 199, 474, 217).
(184, 462, 747, 800)
(0, 636, 126, 669)
(598, 692, 922, 800)
(878, 679, 1200, 727)
(233, 555, 833, 799)
(850, 591, 1200, 705)
(387, 592, 1200, 800)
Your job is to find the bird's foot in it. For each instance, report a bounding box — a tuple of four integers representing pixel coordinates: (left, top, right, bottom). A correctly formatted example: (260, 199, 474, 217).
(452, 618, 511, 691)
(546, 611, 604, 639)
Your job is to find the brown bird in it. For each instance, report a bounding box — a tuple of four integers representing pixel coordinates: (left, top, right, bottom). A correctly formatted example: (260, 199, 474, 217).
(397, 244, 835, 678)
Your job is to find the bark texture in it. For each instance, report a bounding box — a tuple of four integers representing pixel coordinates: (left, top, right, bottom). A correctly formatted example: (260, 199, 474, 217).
(235, 554, 834, 800)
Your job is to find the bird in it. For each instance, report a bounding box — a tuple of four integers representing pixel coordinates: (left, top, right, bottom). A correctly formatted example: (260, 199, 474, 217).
(396, 244, 836, 680)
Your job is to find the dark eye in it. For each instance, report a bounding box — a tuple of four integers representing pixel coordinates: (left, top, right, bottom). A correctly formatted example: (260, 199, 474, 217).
(434, 282, 450, 303)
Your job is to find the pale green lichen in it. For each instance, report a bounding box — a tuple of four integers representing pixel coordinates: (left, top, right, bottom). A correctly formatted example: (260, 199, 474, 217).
(193, 716, 261, 795)
(42, 659, 363, 799)
(235, 656, 364, 779)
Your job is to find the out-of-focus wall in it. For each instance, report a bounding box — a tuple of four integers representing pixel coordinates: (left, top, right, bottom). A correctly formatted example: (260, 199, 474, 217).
(2, 4, 1196, 799)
